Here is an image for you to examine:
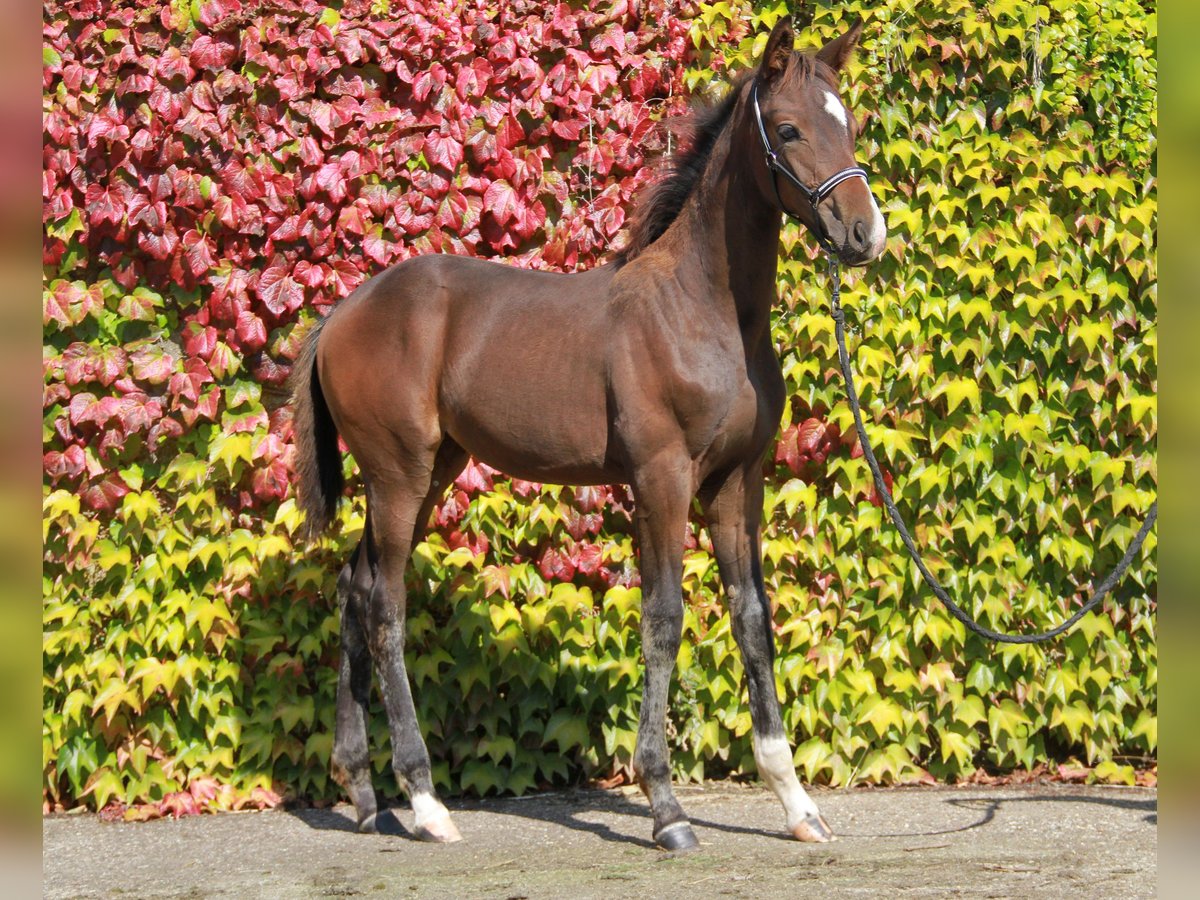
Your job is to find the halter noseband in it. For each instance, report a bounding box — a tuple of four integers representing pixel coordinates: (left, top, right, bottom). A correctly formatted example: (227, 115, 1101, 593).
(751, 81, 869, 252)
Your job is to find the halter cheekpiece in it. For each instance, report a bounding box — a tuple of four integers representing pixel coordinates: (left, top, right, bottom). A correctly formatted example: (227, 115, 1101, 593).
(751, 81, 869, 251)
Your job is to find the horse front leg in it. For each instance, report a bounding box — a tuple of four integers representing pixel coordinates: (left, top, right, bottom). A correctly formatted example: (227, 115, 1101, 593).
(700, 464, 834, 842)
(630, 457, 698, 851)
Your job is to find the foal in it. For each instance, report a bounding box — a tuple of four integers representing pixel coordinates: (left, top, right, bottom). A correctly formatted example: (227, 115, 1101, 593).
(290, 16, 886, 850)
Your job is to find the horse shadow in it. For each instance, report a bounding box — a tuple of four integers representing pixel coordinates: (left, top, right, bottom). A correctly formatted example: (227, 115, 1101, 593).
(287, 788, 658, 849)
(289, 785, 1157, 846)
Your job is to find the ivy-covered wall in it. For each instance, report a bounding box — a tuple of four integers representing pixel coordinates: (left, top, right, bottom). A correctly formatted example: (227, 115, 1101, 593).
(42, 0, 1156, 816)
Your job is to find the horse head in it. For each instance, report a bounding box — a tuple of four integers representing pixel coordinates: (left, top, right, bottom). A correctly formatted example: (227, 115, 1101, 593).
(750, 16, 887, 265)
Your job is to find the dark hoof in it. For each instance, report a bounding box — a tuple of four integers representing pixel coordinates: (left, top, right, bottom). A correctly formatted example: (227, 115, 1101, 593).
(792, 814, 836, 843)
(654, 821, 700, 852)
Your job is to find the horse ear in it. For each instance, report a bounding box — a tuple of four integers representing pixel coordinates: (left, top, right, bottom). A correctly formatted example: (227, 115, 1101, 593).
(816, 18, 864, 72)
(760, 16, 795, 85)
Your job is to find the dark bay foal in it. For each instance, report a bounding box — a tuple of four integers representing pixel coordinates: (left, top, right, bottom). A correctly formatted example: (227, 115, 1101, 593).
(290, 16, 886, 850)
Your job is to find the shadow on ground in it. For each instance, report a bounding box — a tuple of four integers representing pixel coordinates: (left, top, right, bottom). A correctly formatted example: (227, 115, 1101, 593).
(287, 783, 1158, 848)
(289, 789, 659, 848)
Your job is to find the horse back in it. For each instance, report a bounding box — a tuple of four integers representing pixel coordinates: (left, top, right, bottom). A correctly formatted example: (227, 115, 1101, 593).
(317, 254, 625, 484)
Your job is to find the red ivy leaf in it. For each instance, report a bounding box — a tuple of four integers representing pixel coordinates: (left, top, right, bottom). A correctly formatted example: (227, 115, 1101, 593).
(181, 385, 221, 427)
(550, 116, 584, 141)
(424, 132, 463, 172)
(84, 181, 128, 226)
(198, 0, 242, 28)
(252, 458, 290, 502)
(329, 259, 364, 296)
(435, 489, 470, 528)
(271, 214, 303, 243)
(62, 344, 128, 387)
(182, 229, 216, 278)
(208, 342, 238, 379)
(315, 162, 347, 202)
(183, 323, 218, 359)
(257, 263, 304, 316)
(155, 47, 193, 83)
(44, 445, 86, 481)
(45, 282, 102, 328)
(465, 121, 499, 164)
(362, 226, 391, 266)
(167, 359, 213, 404)
(137, 226, 180, 262)
(292, 260, 328, 288)
(81, 474, 130, 513)
(572, 485, 607, 514)
(454, 459, 494, 494)
(336, 204, 366, 236)
(159, 791, 200, 819)
(116, 394, 163, 434)
(483, 179, 519, 226)
(574, 542, 603, 576)
(775, 425, 802, 475)
(236, 310, 268, 351)
(512, 199, 547, 242)
(797, 418, 826, 455)
(538, 547, 575, 583)
(868, 469, 894, 509)
(188, 35, 236, 72)
(213, 194, 245, 230)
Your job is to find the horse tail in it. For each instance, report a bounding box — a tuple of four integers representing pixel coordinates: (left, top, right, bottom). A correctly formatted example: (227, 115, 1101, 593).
(289, 318, 343, 542)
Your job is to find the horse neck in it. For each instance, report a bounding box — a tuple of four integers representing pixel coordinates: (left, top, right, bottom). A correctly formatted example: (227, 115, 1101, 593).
(679, 94, 782, 346)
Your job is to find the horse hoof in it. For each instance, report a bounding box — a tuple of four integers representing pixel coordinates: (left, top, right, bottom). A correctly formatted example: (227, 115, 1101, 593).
(792, 814, 836, 843)
(414, 815, 463, 844)
(655, 821, 700, 852)
(357, 812, 378, 834)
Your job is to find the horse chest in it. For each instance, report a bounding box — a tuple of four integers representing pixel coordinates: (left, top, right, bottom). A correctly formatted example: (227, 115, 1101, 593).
(658, 344, 784, 469)
(703, 359, 785, 465)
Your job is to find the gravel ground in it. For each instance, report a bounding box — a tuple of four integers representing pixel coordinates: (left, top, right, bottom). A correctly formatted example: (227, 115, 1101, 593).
(43, 782, 1157, 899)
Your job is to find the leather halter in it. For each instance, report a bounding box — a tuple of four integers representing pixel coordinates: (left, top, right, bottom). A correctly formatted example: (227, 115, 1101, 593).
(751, 81, 869, 252)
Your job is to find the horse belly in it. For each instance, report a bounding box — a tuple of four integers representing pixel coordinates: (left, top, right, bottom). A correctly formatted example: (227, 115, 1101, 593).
(444, 386, 618, 485)
(440, 330, 619, 486)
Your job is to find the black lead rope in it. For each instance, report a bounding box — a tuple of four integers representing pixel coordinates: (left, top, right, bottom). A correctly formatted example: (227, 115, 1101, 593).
(752, 79, 1157, 642)
(824, 253, 1158, 644)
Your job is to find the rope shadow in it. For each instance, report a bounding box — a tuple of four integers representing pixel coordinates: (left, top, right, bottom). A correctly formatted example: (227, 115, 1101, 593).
(838, 791, 1157, 839)
(836, 797, 1001, 838)
(985, 791, 1157, 827)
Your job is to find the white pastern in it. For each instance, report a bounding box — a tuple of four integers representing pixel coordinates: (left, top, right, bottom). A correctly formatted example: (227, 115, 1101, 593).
(822, 90, 848, 130)
(754, 734, 820, 830)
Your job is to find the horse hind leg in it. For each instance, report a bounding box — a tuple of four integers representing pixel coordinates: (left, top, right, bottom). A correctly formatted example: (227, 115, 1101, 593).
(331, 531, 380, 832)
(365, 439, 467, 843)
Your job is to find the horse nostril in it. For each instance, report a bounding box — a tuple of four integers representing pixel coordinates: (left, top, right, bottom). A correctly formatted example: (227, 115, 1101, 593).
(852, 219, 867, 246)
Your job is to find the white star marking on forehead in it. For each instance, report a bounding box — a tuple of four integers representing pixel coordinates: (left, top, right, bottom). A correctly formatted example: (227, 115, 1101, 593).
(822, 89, 848, 130)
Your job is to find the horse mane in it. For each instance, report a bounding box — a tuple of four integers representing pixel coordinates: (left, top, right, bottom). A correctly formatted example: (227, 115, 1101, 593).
(615, 56, 819, 265)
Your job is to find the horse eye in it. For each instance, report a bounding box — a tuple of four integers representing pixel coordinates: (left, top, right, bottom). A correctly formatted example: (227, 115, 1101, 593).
(777, 124, 800, 142)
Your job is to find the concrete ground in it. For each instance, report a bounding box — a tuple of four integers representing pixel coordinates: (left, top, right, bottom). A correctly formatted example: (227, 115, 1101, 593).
(43, 782, 1157, 899)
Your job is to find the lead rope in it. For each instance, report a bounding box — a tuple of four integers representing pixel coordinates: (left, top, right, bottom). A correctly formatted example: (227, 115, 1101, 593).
(824, 252, 1158, 643)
